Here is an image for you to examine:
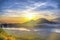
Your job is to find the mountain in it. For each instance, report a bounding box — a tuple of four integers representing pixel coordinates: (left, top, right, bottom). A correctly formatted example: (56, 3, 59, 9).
(22, 20, 36, 28)
(21, 18, 57, 28)
(52, 18, 60, 23)
(0, 18, 58, 28)
(36, 18, 57, 24)
(23, 18, 56, 24)
(36, 18, 51, 24)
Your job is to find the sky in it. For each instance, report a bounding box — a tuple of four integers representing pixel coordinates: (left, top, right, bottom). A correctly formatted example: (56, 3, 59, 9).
(0, 0, 60, 23)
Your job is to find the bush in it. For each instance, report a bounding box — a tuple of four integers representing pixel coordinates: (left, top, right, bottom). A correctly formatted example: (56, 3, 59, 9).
(0, 36, 5, 40)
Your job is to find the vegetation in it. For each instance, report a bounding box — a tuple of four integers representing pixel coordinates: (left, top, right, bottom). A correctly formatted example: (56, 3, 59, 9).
(0, 28, 16, 40)
(0, 28, 47, 40)
(0, 28, 60, 40)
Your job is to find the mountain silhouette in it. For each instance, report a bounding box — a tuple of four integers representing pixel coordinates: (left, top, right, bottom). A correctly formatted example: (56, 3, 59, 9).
(23, 18, 56, 25)
(22, 20, 36, 28)
(36, 18, 56, 24)
(52, 18, 60, 23)
(21, 18, 57, 28)
(0, 18, 57, 28)
(36, 18, 50, 24)
(34, 18, 59, 28)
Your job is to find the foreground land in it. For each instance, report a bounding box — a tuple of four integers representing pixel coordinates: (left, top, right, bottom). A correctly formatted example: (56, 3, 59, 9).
(0, 28, 60, 40)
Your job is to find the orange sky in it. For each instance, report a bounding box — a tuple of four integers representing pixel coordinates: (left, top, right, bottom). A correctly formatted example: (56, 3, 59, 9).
(0, 17, 30, 23)
(0, 14, 55, 23)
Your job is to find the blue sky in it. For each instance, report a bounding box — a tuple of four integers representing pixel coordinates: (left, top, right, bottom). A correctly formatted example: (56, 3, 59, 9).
(0, 0, 60, 18)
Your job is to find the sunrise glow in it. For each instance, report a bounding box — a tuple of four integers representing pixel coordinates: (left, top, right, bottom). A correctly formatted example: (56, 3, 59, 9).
(24, 13, 35, 20)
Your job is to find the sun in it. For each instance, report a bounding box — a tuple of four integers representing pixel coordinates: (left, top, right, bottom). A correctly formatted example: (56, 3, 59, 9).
(25, 13, 35, 20)
(26, 14, 33, 19)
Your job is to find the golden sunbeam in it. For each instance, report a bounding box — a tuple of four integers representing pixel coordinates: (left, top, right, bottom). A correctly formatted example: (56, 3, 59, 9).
(24, 13, 35, 20)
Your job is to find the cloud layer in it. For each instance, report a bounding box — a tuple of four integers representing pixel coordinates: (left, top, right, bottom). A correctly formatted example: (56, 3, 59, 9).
(0, 0, 60, 18)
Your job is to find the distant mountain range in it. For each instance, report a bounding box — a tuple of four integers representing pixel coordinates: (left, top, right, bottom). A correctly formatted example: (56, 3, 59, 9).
(21, 18, 60, 28)
(52, 18, 60, 23)
(23, 18, 57, 24)
(0, 18, 60, 28)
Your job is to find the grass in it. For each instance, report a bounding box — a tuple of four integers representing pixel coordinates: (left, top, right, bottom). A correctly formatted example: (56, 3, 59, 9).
(0, 28, 54, 40)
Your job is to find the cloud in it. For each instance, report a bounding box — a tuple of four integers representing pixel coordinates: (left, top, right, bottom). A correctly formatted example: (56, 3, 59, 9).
(22, 2, 47, 13)
(3, 28, 31, 31)
(0, 0, 60, 18)
(0, 2, 47, 17)
(1, 9, 22, 17)
(52, 29, 60, 33)
(0, 9, 59, 19)
(0, 0, 59, 11)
